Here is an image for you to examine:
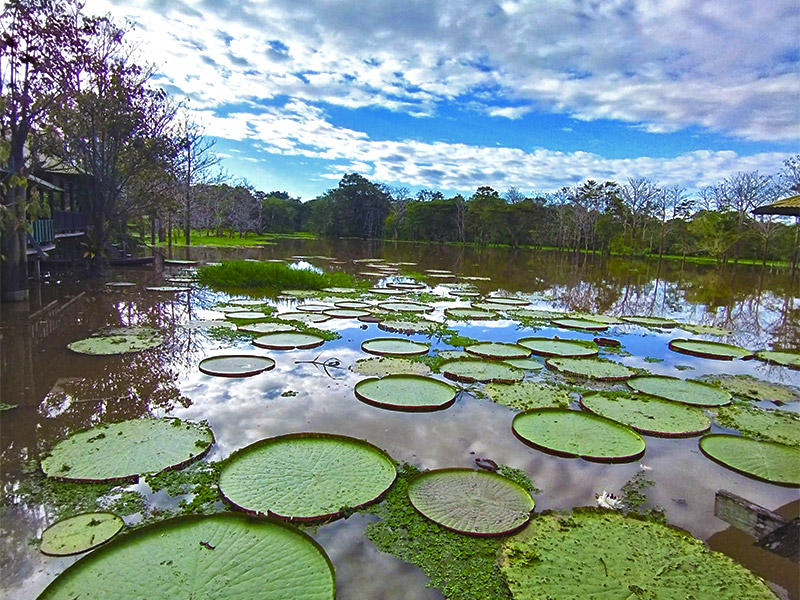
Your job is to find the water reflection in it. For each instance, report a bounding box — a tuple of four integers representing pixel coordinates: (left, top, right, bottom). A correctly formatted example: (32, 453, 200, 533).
(2, 241, 799, 600)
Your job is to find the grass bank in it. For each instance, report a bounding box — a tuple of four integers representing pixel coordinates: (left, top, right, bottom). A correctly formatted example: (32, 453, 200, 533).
(154, 230, 317, 248)
(197, 260, 368, 292)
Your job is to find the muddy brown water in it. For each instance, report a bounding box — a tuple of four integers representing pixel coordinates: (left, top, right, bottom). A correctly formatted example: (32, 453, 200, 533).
(1, 240, 799, 599)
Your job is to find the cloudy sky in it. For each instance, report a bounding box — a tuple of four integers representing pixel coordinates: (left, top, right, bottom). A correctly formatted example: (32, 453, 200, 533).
(85, 0, 799, 200)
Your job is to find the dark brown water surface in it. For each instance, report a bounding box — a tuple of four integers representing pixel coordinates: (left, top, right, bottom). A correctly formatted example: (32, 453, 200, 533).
(2, 241, 799, 599)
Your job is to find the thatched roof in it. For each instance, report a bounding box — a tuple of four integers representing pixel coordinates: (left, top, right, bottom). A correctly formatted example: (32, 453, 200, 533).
(752, 194, 800, 217)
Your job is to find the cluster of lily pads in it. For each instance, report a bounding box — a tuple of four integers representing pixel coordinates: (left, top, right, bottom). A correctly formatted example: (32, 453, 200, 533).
(48, 258, 799, 599)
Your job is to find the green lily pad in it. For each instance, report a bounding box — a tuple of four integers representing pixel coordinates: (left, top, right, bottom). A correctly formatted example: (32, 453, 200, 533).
(444, 307, 497, 320)
(369, 287, 407, 295)
(681, 323, 733, 336)
(407, 469, 534, 536)
(545, 357, 637, 381)
(668, 338, 752, 360)
(509, 309, 565, 321)
(199, 355, 276, 377)
(435, 350, 472, 360)
(41, 418, 214, 483)
(225, 311, 270, 321)
(296, 303, 332, 313)
(253, 332, 325, 350)
(237, 321, 296, 334)
(227, 298, 269, 306)
(485, 382, 570, 410)
(351, 357, 432, 376)
(756, 350, 800, 369)
(67, 327, 164, 355)
(708, 374, 800, 404)
(362, 337, 430, 356)
(502, 358, 544, 371)
(219, 433, 396, 520)
(627, 376, 731, 407)
(354, 375, 457, 412)
(512, 408, 646, 461)
(377, 301, 433, 313)
(40, 512, 124, 556)
(333, 300, 372, 309)
(163, 259, 198, 266)
(713, 405, 800, 447)
(569, 313, 624, 324)
(699, 435, 800, 486)
(482, 297, 529, 307)
(105, 282, 135, 288)
(465, 342, 532, 360)
(387, 282, 425, 290)
(517, 337, 598, 358)
(183, 319, 237, 330)
(621, 315, 678, 328)
(471, 301, 512, 312)
(37, 513, 335, 600)
(145, 285, 191, 292)
(500, 509, 777, 600)
(378, 319, 443, 334)
(276, 311, 331, 324)
(551, 318, 608, 331)
(580, 392, 711, 437)
(322, 308, 372, 319)
(441, 359, 525, 383)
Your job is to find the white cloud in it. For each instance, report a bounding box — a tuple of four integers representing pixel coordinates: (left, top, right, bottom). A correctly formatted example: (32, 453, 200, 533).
(85, 0, 800, 142)
(193, 102, 793, 194)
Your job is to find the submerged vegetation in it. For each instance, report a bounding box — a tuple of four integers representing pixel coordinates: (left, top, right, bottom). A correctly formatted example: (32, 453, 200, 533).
(197, 260, 368, 292)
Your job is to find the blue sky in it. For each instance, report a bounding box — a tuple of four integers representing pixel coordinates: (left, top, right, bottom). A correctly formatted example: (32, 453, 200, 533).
(86, 0, 799, 200)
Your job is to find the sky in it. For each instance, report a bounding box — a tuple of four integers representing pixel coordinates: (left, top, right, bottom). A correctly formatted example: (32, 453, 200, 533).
(84, 0, 800, 201)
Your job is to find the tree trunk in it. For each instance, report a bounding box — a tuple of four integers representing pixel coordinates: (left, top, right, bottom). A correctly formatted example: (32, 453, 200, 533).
(0, 188, 30, 302)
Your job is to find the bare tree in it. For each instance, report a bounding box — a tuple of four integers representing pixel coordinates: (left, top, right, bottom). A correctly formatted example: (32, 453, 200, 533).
(177, 111, 218, 246)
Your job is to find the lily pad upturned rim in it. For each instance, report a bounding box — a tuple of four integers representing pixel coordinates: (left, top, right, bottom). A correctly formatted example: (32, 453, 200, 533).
(41, 418, 214, 484)
(512, 407, 646, 463)
(361, 337, 430, 356)
(39, 512, 124, 556)
(699, 434, 800, 487)
(550, 318, 609, 331)
(620, 315, 679, 328)
(626, 376, 732, 407)
(253, 332, 325, 350)
(668, 338, 753, 361)
(218, 432, 397, 521)
(406, 468, 535, 536)
(755, 350, 800, 369)
(199, 354, 276, 377)
(443, 307, 497, 320)
(36, 513, 336, 600)
(517, 336, 599, 358)
(354, 374, 457, 412)
(545, 356, 637, 381)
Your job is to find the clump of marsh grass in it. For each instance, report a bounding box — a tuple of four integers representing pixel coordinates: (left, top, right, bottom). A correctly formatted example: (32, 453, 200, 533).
(197, 260, 367, 292)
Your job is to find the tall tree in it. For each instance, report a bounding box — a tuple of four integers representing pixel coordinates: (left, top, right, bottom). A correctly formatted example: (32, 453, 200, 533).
(177, 112, 217, 246)
(0, 0, 87, 301)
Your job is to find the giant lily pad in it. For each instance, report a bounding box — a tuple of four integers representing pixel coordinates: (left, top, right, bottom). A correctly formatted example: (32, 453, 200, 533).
(225, 311, 270, 321)
(276, 311, 330, 324)
(756, 350, 800, 369)
(699, 435, 800, 486)
(296, 303, 332, 313)
(569, 313, 624, 324)
(712, 405, 800, 447)
(253, 332, 325, 350)
(377, 301, 433, 313)
(237, 321, 296, 334)
(580, 392, 711, 437)
(551, 318, 608, 331)
(545, 357, 637, 381)
(378, 319, 443, 334)
(627, 376, 731, 407)
(500, 509, 776, 600)
(199, 355, 276, 377)
(482, 297, 529, 307)
(621, 315, 678, 328)
(512, 408, 646, 462)
(41, 418, 213, 483)
(708, 374, 800, 404)
(354, 375, 457, 412)
(485, 382, 571, 410)
(407, 469, 534, 536)
(681, 323, 733, 336)
(465, 342, 532, 360)
(37, 513, 335, 600)
(40, 512, 124, 556)
(67, 327, 164, 355)
(517, 337, 598, 358)
(218, 433, 396, 520)
(322, 308, 371, 319)
(334, 300, 372, 309)
(441, 359, 524, 383)
(351, 357, 432, 376)
(502, 358, 544, 371)
(668, 338, 752, 360)
(361, 337, 430, 356)
(510, 309, 565, 321)
(444, 307, 497, 320)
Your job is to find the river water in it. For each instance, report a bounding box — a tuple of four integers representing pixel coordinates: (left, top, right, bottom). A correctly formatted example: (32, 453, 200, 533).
(1, 239, 799, 599)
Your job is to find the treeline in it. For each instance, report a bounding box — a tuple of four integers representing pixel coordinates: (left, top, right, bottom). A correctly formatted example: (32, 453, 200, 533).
(190, 161, 799, 266)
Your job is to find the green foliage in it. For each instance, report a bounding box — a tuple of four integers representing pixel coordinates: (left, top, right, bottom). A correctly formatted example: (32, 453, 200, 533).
(619, 471, 666, 523)
(365, 464, 513, 600)
(197, 260, 368, 291)
(145, 460, 223, 515)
